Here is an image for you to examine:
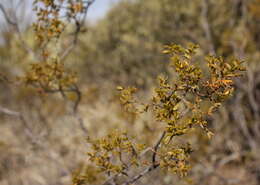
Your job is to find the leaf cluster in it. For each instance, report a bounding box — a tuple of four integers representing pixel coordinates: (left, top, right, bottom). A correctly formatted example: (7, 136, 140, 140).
(22, 58, 77, 92)
(86, 131, 146, 176)
(33, 0, 87, 47)
(116, 43, 245, 178)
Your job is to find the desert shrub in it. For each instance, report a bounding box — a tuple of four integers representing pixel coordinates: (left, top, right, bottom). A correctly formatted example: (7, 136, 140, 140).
(72, 43, 245, 184)
(1, 0, 260, 185)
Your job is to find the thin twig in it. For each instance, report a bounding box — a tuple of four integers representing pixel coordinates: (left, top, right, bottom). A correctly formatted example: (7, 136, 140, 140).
(120, 131, 166, 185)
(0, 2, 37, 60)
(152, 131, 166, 167)
(101, 148, 154, 185)
(71, 84, 88, 135)
(60, 0, 95, 60)
(0, 105, 36, 143)
(35, 83, 88, 135)
(121, 164, 160, 185)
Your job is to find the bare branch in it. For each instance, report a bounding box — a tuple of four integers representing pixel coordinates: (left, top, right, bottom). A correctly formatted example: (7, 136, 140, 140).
(121, 164, 159, 185)
(201, 0, 216, 55)
(119, 131, 166, 185)
(0, 105, 20, 117)
(0, 105, 36, 143)
(232, 93, 257, 150)
(70, 84, 88, 135)
(0, 1, 37, 60)
(35, 83, 88, 135)
(152, 131, 166, 167)
(0, 3, 16, 25)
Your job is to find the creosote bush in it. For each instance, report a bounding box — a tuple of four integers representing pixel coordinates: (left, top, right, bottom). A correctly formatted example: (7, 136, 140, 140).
(0, 0, 250, 185)
(73, 44, 245, 185)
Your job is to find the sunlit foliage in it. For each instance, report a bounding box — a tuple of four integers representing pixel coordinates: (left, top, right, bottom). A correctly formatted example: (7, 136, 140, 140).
(1, 0, 259, 185)
(73, 44, 245, 184)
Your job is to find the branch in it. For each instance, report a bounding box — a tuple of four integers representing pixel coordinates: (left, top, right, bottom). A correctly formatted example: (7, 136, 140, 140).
(36, 84, 88, 135)
(201, 0, 216, 55)
(0, 105, 20, 117)
(60, 0, 95, 60)
(0, 105, 36, 143)
(102, 148, 154, 185)
(72, 85, 88, 136)
(121, 164, 160, 185)
(232, 93, 257, 150)
(120, 131, 166, 185)
(0, 2, 37, 60)
(152, 131, 166, 167)
(0, 3, 16, 25)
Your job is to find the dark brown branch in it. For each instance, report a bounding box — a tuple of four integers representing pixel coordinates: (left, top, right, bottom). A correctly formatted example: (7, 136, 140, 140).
(34, 83, 88, 135)
(152, 131, 166, 167)
(119, 131, 166, 185)
(60, 0, 95, 60)
(121, 164, 160, 185)
(48, 85, 88, 135)
(102, 148, 153, 185)
(73, 86, 88, 136)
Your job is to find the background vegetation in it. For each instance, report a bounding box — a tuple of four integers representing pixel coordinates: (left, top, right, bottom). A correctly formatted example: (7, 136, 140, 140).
(0, 0, 259, 185)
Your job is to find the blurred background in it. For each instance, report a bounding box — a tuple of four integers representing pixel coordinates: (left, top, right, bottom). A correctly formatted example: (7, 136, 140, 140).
(0, 0, 260, 184)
